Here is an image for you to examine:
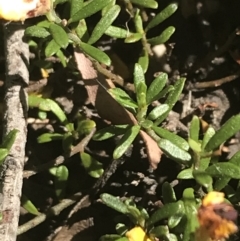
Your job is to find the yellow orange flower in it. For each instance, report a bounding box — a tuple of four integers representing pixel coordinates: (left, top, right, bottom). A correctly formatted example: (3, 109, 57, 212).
(197, 191, 238, 241)
(125, 226, 153, 241)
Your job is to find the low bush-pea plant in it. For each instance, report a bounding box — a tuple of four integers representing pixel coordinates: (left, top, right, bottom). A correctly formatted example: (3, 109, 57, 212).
(99, 188, 198, 241)
(93, 63, 188, 161)
(24, 0, 180, 210)
(94, 63, 240, 197)
(178, 114, 240, 196)
(24, 0, 177, 73)
(100, 190, 238, 241)
(24, 0, 240, 190)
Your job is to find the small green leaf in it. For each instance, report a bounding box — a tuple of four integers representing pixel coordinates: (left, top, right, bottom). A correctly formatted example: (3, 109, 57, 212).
(75, 20, 89, 40)
(193, 170, 213, 190)
(37, 20, 51, 28)
(182, 188, 195, 200)
(148, 104, 169, 121)
(101, 1, 116, 15)
(177, 168, 193, 179)
(54, 165, 69, 199)
(214, 177, 230, 191)
(105, 26, 130, 39)
(116, 223, 128, 236)
(49, 23, 69, 49)
(153, 126, 189, 151)
(49, 167, 57, 176)
(146, 3, 178, 31)
(29, 95, 47, 109)
(168, 213, 184, 229)
(113, 125, 140, 159)
(228, 150, 240, 165)
(150, 225, 169, 238)
(215, 151, 240, 189)
(198, 157, 211, 171)
(126, 205, 142, 224)
(189, 116, 200, 142)
(45, 39, 61, 57)
(37, 133, 64, 143)
(155, 85, 174, 102)
(155, 78, 186, 124)
(205, 114, 240, 152)
(182, 188, 198, 241)
(130, 0, 158, 9)
(188, 138, 201, 153)
(66, 123, 74, 132)
(206, 162, 240, 179)
(93, 125, 129, 141)
(38, 110, 47, 119)
(80, 152, 104, 178)
(146, 73, 168, 104)
(138, 48, 149, 73)
(135, 82, 147, 109)
(88, 5, 121, 44)
(134, 10, 144, 34)
(70, 0, 83, 17)
(162, 182, 176, 203)
(21, 195, 39, 215)
(148, 26, 175, 45)
(134, 63, 147, 106)
(147, 201, 184, 227)
(164, 233, 178, 241)
(79, 41, 111, 66)
(139, 207, 149, 220)
(0, 149, 9, 165)
(77, 119, 96, 135)
(37, 98, 68, 124)
(124, 33, 143, 43)
(159, 139, 191, 163)
(109, 88, 138, 110)
(202, 126, 215, 150)
(1, 129, 18, 151)
(69, 0, 112, 23)
(56, 49, 67, 67)
(101, 193, 129, 214)
(140, 120, 153, 129)
(25, 26, 50, 38)
(46, 8, 62, 23)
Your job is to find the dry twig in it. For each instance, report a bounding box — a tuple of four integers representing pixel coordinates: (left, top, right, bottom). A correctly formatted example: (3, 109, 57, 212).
(0, 22, 29, 241)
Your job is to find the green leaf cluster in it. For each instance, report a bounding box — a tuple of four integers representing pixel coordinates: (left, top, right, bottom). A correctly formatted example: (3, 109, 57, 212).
(29, 95, 103, 186)
(177, 114, 240, 195)
(94, 64, 187, 161)
(100, 186, 199, 241)
(24, 0, 178, 70)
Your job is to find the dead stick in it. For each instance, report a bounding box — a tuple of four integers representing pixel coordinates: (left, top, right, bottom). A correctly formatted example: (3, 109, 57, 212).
(17, 192, 82, 235)
(188, 71, 240, 90)
(0, 22, 29, 241)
